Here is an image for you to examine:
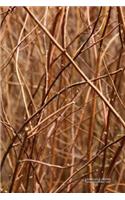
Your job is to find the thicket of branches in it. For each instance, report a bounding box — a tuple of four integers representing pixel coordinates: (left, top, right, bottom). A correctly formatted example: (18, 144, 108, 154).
(0, 6, 125, 193)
